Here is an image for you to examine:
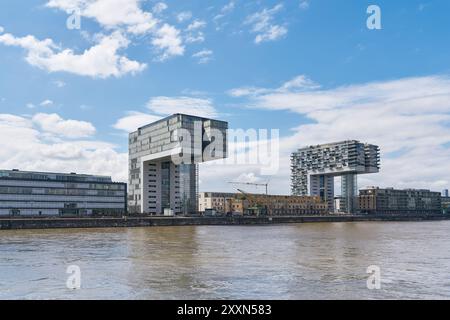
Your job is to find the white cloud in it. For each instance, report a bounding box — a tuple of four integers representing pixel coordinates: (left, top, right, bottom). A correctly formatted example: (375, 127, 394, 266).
(0, 113, 127, 182)
(176, 11, 192, 23)
(0, 26, 4, 33)
(113, 112, 162, 133)
(214, 1, 235, 21)
(187, 20, 206, 31)
(229, 75, 319, 97)
(185, 20, 206, 44)
(299, 1, 309, 10)
(224, 75, 450, 193)
(151, 24, 185, 61)
(147, 96, 218, 118)
(40, 99, 54, 107)
(192, 49, 213, 64)
(222, 1, 235, 14)
(26, 103, 36, 109)
(32, 113, 96, 138)
(0, 31, 147, 78)
(45, 0, 184, 62)
(46, 0, 158, 35)
(185, 33, 205, 44)
(114, 95, 219, 133)
(244, 4, 288, 44)
(53, 80, 66, 88)
(153, 2, 168, 14)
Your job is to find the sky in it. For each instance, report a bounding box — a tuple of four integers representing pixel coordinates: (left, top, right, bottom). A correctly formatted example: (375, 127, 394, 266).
(0, 0, 449, 195)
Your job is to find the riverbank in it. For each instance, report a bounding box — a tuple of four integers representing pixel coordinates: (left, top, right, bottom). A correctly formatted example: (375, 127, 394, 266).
(1, 214, 449, 230)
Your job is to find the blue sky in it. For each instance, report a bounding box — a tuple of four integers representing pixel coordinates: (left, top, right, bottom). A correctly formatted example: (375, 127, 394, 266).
(0, 0, 450, 194)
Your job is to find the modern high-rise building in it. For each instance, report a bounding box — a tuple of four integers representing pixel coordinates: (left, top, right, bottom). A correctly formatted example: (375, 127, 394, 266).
(0, 169, 127, 216)
(128, 114, 228, 215)
(291, 140, 380, 213)
(443, 189, 449, 197)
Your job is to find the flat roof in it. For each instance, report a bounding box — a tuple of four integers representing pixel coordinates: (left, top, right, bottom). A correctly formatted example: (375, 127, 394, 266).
(0, 169, 116, 182)
(294, 140, 379, 151)
(133, 113, 228, 133)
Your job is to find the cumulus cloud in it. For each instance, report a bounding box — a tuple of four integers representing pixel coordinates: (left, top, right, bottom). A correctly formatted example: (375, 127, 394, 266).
(113, 95, 219, 133)
(0, 113, 127, 182)
(224, 75, 450, 193)
(244, 4, 287, 44)
(0, 31, 146, 78)
(32, 113, 96, 138)
(45, 0, 184, 62)
(113, 112, 162, 133)
(46, 0, 157, 34)
(151, 24, 185, 61)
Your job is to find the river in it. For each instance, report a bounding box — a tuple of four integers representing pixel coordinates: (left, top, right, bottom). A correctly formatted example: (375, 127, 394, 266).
(1, 221, 450, 299)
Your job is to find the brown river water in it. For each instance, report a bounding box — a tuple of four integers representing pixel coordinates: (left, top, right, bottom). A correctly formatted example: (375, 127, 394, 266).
(1, 221, 450, 299)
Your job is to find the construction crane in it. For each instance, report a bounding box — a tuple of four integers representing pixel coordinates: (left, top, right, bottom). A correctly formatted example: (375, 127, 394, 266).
(228, 181, 269, 195)
(236, 189, 269, 216)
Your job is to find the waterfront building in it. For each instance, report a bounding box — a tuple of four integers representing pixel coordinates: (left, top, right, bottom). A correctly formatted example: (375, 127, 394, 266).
(291, 140, 380, 213)
(358, 187, 442, 215)
(198, 192, 328, 216)
(128, 114, 228, 215)
(442, 196, 450, 214)
(443, 189, 449, 197)
(0, 169, 126, 216)
(198, 192, 238, 214)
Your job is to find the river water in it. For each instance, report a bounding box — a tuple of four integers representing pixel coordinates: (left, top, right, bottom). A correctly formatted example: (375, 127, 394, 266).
(1, 221, 450, 300)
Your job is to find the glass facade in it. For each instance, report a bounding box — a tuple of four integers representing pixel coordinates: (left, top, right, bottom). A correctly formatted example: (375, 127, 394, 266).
(0, 170, 127, 216)
(161, 162, 171, 210)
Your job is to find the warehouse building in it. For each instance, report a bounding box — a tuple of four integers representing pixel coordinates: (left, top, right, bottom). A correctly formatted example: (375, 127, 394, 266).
(0, 169, 127, 216)
(198, 192, 238, 214)
(358, 187, 442, 215)
(198, 192, 328, 216)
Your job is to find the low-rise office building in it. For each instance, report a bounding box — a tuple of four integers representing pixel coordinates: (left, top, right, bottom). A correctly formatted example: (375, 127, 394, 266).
(359, 187, 442, 215)
(0, 169, 127, 216)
